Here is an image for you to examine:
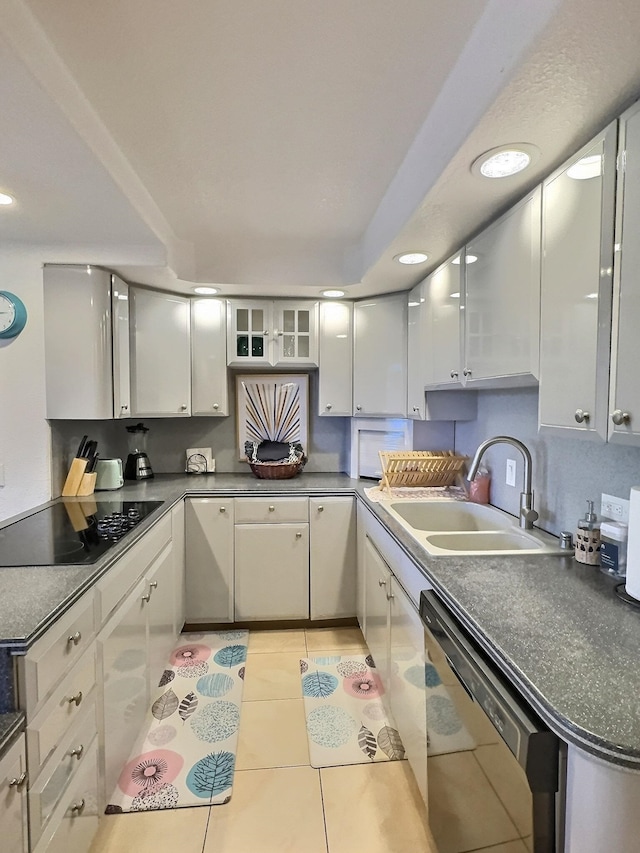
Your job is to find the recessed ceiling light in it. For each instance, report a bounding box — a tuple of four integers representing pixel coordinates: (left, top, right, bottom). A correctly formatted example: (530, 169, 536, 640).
(321, 289, 345, 298)
(394, 252, 429, 265)
(472, 144, 540, 179)
(193, 286, 219, 295)
(451, 254, 478, 265)
(0, 192, 14, 205)
(567, 154, 602, 180)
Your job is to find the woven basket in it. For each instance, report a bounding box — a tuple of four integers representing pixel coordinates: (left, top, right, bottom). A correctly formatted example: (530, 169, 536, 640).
(247, 455, 306, 480)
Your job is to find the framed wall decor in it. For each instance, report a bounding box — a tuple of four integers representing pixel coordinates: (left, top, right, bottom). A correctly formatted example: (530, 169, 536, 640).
(236, 374, 309, 460)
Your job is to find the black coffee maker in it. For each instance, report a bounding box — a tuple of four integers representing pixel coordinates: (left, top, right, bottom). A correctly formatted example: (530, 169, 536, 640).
(124, 423, 154, 480)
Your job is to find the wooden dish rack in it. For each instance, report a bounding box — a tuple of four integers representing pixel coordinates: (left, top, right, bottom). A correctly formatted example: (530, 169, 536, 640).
(378, 450, 468, 493)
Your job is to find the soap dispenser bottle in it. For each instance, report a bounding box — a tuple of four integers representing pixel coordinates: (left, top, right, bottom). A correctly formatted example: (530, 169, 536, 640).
(574, 500, 601, 565)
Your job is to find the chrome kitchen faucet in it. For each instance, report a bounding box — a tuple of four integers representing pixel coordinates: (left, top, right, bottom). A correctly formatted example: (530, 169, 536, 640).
(467, 436, 538, 530)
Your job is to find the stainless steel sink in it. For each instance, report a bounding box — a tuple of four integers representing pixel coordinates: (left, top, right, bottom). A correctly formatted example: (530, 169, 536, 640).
(378, 500, 563, 556)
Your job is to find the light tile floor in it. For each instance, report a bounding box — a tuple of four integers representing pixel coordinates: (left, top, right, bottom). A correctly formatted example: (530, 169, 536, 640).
(90, 627, 437, 853)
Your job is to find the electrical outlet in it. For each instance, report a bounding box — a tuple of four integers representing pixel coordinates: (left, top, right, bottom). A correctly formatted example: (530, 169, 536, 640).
(506, 458, 517, 487)
(601, 493, 629, 523)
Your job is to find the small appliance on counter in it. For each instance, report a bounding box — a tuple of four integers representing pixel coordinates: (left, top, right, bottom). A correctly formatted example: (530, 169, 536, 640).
(95, 458, 124, 490)
(124, 423, 154, 480)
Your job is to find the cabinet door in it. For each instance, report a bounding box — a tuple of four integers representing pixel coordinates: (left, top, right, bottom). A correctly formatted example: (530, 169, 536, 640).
(309, 497, 356, 619)
(185, 498, 235, 623)
(44, 265, 114, 420)
(235, 524, 309, 620)
(226, 299, 273, 366)
(424, 255, 464, 388)
(144, 543, 176, 688)
(97, 578, 148, 806)
(191, 298, 229, 416)
(130, 288, 191, 416)
(407, 281, 427, 418)
(0, 734, 28, 853)
(389, 578, 428, 805)
(539, 124, 617, 440)
(363, 535, 391, 688)
(273, 301, 319, 366)
(318, 300, 353, 416)
(111, 275, 131, 419)
(609, 104, 640, 445)
(464, 187, 541, 386)
(353, 294, 407, 416)
(171, 501, 186, 634)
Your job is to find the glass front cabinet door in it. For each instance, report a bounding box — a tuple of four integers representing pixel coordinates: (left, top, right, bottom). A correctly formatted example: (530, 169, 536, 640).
(226, 299, 318, 366)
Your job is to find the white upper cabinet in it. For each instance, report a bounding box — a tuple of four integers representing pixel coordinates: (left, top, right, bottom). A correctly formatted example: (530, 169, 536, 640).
(111, 275, 131, 419)
(226, 299, 318, 367)
(407, 280, 427, 418)
(423, 255, 464, 389)
(129, 288, 191, 417)
(464, 186, 541, 387)
(609, 103, 640, 445)
(191, 297, 229, 416)
(318, 300, 353, 416)
(538, 123, 617, 440)
(353, 293, 407, 417)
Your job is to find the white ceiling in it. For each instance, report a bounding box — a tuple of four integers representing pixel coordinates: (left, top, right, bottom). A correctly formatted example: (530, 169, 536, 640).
(3, 0, 640, 298)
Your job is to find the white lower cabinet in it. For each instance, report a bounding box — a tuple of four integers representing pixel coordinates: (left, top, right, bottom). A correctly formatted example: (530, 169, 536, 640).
(309, 497, 356, 620)
(359, 515, 429, 808)
(0, 734, 28, 853)
(235, 523, 310, 620)
(185, 498, 235, 624)
(171, 500, 186, 634)
(146, 545, 179, 692)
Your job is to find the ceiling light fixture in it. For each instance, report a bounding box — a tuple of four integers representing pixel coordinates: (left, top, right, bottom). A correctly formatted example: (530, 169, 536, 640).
(567, 154, 602, 180)
(321, 289, 345, 298)
(0, 192, 14, 205)
(452, 254, 478, 265)
(472, 144, 540, 179)
(193, 286, 219, 295)
(394, 252, 429, 265)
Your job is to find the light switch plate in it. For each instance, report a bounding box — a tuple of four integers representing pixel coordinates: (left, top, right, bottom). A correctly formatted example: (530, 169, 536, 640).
(506, 458, 516, 487)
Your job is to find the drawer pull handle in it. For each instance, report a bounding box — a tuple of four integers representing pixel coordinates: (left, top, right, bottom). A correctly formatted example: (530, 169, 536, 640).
(70, 745, 84, 760)
(180, 404, 188, 411)
(378, 579, 387, 587)
(71, 799, 85, 814)
(386, 592, 395, 601)
(213, 403, 219, 410)
(268, 505, 275, 512)
(67, 691, 83, 707)
(8, 772, 27, 789)
(67, 631, 82, 647)
(149, 581, 158, 592)
(317, 505, 324, 512)
(219, 506, 226, 513)
(295, 532, 302, 539)
(326, 404, 332, 410)
(142, 593, 152, 603)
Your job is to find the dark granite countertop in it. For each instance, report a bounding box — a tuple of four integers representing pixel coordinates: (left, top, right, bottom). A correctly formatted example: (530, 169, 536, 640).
(2, 473, 640, 769)
(0, 711, 26, 757)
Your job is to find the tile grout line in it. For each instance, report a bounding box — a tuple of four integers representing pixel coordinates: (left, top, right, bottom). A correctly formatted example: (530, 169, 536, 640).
(317, 768, 331, 853)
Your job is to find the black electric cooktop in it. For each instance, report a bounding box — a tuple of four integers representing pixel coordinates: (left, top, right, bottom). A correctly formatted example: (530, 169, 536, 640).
(0, 499, 163, 567)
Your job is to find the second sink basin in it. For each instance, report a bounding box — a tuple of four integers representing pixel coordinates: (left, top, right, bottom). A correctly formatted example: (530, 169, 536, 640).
(424, 530, 553, 555)
(388, 501, 509, 532)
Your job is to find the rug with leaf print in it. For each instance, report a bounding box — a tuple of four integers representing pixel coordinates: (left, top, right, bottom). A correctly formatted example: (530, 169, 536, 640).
(300, 654, 406, 768)
(106, 631, 247, 813)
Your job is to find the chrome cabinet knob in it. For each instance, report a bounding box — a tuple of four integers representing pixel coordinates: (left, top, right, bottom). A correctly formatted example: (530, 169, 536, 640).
(213, 403, 219, 410)
(121, 405, 129, 411)
(70, 799, 85, 814)
(142, 592, 152, 603)
(268, 505, 275, 512)
(8, 772, 27, 789)
(219, 506, 226, 513)
(412, 406, 420, 413)
(295, 532, 302, 539)
(325, 404, 332, 410)
(574, 408, 590, 424)
(463, 368, 472, 377)
(149, 581, 158, 590)
(67, 631, 82, 647)
(67, 691, 83, 707)
(317, 505, 324, 512)
(180, 404, 188, 411)
(70, 745, 84, 760)
(378, 579, 386, 587)
(356, 405, 362, 412)
(611, 409, 631, 426)
(450, 370, 459, 379)
(386, 592, 394, 601)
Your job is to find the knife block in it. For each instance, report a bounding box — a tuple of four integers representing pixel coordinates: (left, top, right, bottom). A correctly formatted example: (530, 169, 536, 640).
(61, 458, 89, 496)
(76, 471, 97, 496)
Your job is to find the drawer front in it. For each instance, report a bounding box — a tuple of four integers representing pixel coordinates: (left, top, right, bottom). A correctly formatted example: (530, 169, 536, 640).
(33, 738, 99, 853)
(95, 513, 172, 624)
(29, 701, 97, 849)
(0, 733, 28, 853)
(22, 595, 95, 714)
(234, 497, 308, 524)
(27, 648, 96, 777)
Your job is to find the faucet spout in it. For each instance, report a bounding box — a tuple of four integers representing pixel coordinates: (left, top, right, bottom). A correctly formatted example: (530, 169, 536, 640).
(467, 435, 538, 530)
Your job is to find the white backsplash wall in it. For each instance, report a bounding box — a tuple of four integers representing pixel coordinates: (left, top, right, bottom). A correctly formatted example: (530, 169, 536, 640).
(454, 387, 640, 536)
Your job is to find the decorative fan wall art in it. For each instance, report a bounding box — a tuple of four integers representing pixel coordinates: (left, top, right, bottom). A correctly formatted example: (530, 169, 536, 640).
(236, 374, 308, 460)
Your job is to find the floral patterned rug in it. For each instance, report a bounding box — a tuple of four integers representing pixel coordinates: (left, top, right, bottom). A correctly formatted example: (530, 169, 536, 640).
(106, 631, 248, 813)
(300, 655, 406, 768)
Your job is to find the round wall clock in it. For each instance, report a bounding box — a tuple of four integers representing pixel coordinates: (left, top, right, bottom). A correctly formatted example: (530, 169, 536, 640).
(0, 291, 27, 339)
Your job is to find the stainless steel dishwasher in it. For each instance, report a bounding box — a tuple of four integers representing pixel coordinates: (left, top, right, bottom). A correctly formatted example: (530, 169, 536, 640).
(420, 590, 565, 853)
